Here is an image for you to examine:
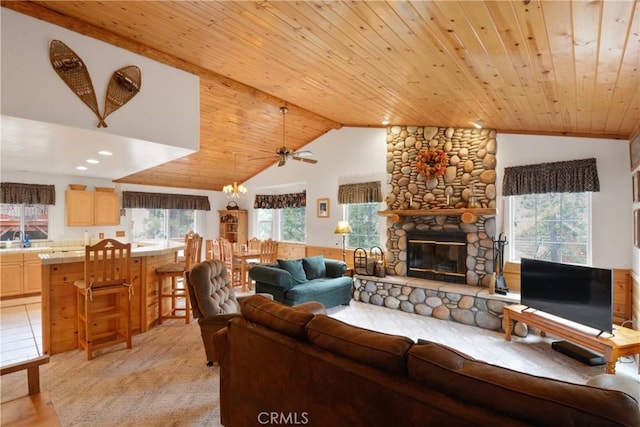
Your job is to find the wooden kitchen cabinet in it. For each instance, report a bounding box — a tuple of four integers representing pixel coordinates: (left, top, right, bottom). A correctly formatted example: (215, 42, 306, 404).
(0, 252, 42, 298)
(0, 253, 23, 298)
(66, 190, 119, 226)
(66, 190, 94, 225)
(23, 252, 43, 294)
(94, 191, 120, 225)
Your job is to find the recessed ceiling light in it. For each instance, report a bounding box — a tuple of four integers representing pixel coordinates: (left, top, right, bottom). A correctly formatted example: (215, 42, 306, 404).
(76, 166, 88, 171)
(381, 119, 390, 125)
(98, 150, 113, 156)
(86, 159, 99, 164)
(472, 120, 485, 129)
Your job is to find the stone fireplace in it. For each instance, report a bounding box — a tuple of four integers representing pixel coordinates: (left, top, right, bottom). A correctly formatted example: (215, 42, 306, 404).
(382, 125, 498, 288)
(352, 125, 512, 331)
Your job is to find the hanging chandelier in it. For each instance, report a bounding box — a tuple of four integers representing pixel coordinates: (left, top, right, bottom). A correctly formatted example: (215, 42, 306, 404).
(223, 152, 248, 199)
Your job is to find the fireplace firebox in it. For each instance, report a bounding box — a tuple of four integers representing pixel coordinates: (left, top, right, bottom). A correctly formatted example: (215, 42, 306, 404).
(407, 231, 467, 283)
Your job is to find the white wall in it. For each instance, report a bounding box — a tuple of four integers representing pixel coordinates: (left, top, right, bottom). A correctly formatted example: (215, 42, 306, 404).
(1, 8, 199, 151)
(240, 127, 388, 249)
(240, 128, 632, 269)
(496, 134, 632, 269)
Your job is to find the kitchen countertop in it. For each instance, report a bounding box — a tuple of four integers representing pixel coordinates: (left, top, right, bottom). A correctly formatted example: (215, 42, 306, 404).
(0, 241, 185, 264)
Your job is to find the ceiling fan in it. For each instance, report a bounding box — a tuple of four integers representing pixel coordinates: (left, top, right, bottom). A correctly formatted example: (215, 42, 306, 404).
(255, 106, 318, 167)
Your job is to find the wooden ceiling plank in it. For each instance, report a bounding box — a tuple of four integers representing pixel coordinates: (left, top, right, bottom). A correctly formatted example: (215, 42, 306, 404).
(3, 0, 638, 190)
(400, 1, 525, 130)
(227, 1, 418, 124)
(570, 0, 602, 134)
(593, 0, 638, 137)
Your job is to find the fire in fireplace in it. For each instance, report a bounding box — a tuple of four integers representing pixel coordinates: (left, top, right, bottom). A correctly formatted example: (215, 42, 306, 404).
(407, 231, 467, 283)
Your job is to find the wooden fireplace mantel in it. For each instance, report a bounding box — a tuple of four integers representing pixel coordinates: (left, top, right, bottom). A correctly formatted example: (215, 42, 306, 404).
(378, 208, 496, 224)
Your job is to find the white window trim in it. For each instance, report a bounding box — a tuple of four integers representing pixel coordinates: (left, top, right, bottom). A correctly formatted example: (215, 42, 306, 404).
(504, 193, 593, 265)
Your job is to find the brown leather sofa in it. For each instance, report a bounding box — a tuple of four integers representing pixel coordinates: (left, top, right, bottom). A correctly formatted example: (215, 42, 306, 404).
(214, 295, 640, 427)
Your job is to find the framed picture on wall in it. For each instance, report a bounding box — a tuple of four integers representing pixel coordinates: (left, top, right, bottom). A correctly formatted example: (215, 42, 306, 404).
(317, 198, 330, 218)
(630, 134, 640, 171)
(634, 172, 640, 202)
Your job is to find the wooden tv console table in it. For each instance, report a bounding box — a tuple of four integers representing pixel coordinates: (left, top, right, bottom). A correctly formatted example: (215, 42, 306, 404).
(503, 304, 640, 374)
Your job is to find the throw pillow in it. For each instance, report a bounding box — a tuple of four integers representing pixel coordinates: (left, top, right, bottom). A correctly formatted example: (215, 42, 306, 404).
(277, 259, 308, 284)
(302, 255, 326, 280)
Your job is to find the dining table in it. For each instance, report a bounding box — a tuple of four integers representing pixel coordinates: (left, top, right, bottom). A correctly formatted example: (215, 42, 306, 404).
(233, 248, 262, 292)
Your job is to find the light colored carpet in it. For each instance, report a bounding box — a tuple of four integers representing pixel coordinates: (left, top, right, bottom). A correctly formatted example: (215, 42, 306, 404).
(1, 300, 637, 426)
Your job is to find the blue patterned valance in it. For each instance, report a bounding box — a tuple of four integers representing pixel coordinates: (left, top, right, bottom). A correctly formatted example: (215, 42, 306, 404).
(254, 190, 306, 209)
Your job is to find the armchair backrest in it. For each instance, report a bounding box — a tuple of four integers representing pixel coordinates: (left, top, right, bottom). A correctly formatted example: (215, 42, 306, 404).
(187, 259, 240, 319)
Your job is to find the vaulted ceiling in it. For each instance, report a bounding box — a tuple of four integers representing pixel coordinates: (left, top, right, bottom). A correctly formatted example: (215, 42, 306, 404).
(3, 1, 639, 191)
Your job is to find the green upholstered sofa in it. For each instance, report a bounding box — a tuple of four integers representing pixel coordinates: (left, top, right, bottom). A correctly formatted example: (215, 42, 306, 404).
(248, 255, 352, 308)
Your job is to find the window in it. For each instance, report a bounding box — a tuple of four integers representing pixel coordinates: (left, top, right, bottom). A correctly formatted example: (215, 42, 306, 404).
(0, 204, 50, 241)
(345, 202, 380, 248)
(256, 208, 306, 242)
(507, 192, 591, 265)
(256, 209, 273, 240)
(282, 207, 305, 242)
(131, 208, 195, 241)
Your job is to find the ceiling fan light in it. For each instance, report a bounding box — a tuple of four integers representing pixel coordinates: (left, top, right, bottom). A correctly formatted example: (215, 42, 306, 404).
(293, 150, 313, 158)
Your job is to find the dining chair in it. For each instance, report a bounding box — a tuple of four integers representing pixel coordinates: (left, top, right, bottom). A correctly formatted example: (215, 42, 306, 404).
(155, 232, 203, 324)
(260, 238, 278, 264)
(244, 238, 264, 290)
(248, 237, 261, 251)
(74, 238, 132, 360)
(206, 239, 223, 261)
(213, 238, 223, 260)
(219, 238, 241, 287)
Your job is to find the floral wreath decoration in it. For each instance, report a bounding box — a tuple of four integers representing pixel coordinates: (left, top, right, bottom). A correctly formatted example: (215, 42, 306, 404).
(415, 148, 448, 180)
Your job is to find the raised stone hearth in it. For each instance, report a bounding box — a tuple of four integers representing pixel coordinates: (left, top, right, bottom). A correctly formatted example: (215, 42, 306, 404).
(354, 274, 525, 334)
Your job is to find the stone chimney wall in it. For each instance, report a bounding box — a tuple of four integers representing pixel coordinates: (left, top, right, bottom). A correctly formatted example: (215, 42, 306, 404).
(383, 126, 498, 287)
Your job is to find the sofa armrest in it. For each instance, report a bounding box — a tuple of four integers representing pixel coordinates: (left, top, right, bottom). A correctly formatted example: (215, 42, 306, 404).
(249, 265, 295, 290)
(325, 259, 348, 278)
(198, 313, 239, 327)
(212, 327, 231, 427)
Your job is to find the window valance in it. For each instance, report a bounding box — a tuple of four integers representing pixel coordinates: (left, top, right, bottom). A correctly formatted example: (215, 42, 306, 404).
(254, 190, 306, 209)
(502, 158, 600, 196)
(1, 182, 56, 205)
(337, 181, 382, 204)
(122, 191, 211, 210)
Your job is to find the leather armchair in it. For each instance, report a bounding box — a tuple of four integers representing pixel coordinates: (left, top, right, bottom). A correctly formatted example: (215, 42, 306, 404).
(186, 259, 242, 366)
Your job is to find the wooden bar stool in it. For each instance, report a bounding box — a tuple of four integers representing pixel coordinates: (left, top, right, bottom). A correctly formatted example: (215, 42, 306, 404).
(155, 233, 202, 324)
(74, 239, 132, 360)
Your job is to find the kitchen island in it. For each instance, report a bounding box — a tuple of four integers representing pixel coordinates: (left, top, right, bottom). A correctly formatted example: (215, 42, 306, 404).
(39, 241, 184, 355)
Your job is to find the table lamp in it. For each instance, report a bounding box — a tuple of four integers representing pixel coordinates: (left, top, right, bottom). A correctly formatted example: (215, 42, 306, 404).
(334, 220, 352, 262)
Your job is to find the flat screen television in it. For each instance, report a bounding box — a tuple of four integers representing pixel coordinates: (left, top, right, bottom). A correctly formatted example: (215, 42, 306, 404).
(520, 258, 613, 334)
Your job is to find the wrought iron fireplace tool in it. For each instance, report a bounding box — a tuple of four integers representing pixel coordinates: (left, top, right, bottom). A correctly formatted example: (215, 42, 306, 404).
(493, 233, 509, 295)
